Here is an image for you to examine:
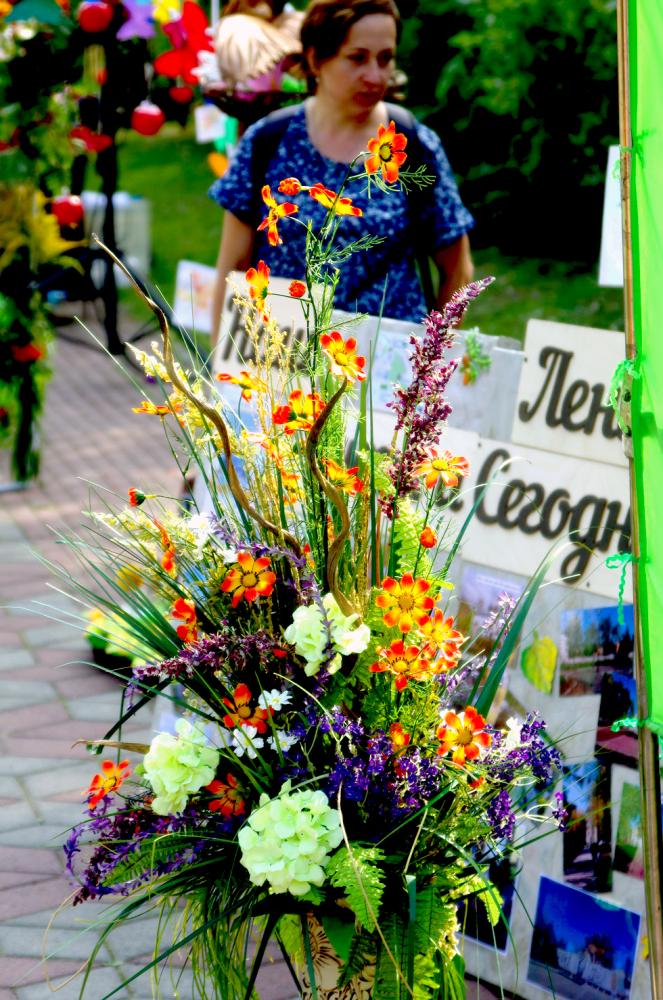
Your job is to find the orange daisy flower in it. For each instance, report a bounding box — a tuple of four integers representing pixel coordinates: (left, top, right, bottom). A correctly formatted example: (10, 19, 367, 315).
(132, 400, 182, 417)
(278, 177, 301, 195)
(86, 759, 130, 808)
(365, 121, 408, 184)
(420, 526, 437, 549)
(375, 574, 435, 633)
(245, 260, 270, 302)
(216, 370, 266, 402)
(308, 182, 363, 217)
(389, 722, 411, 750)
(272, 389, 325, 434)
(206, 773, 246, 817)
(319, 330, 366, 383)
(436, 706, 492, 765)
(416, 449, 470, 490)
(221, 551, 276, 607)
(257, 185, 298, 246)
(369, 639, 432, 691)
(276, 466, 302, 504)
(222, 683, 270, 732)
(171, 597, 197, 643)
(420, 609, 464, 670)
(289, 280, 307, 298)
(323, 457, 364, 494)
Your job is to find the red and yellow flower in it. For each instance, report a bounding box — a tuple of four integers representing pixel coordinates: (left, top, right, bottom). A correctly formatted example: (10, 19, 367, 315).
(436, 707, 492, 765)
(389, 722, 411, 751)
(221, 551, 276, 607)
(308, 182, 362, 217)
(419, 525, 437, 549)
(171, 597, 197, 643)
(278, 177, 302, 195)
(369, 639, 432, 691)
(420, 609, 464, 670)
(86, 759, 130, 808)
(416, 449, 470, 490)
(153, 518, 176, 575)
(376, 573, 435, 633)
(276, 466, 302, 505)
(216, 369, 266, 402)
(257, 185, 298, 246)
(319, 330, 366, 383)
(132, 400, 182, 417)
(272, 389, 325, 434)
(206, 773, 246, 817)
(366, 120, 408, 184)
(128, 487, 146, 507)
(288, 280, 307, 298)
(323, 457, 364, 494)
(11, 342, 42, 363)
(245, 259, 270, 302)
(222, 683, 270, 732)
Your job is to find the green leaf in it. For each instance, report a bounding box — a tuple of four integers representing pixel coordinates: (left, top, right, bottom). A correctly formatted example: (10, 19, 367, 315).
(321, 914, 355, 964)
(326, 844, 386, 932)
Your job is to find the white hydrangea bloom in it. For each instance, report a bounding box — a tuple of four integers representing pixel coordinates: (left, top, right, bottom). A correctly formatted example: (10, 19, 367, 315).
(143, 718, 219, 816)
(283, 593, 371, 676)
(238, 784, 342, 896)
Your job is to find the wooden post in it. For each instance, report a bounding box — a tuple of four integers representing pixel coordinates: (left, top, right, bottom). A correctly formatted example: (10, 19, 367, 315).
(616, 2, 663, 995)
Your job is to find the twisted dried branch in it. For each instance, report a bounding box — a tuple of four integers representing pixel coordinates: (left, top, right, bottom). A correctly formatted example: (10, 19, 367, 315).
(305, 380, 355, 615)
(92, 236, 302, 557)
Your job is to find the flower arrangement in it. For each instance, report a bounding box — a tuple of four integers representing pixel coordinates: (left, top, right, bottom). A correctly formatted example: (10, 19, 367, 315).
(58, 122, 563, 999)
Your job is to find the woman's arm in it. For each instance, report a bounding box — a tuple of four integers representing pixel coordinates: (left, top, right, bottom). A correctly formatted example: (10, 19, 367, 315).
(433, 234, 473, 310)
(211, 212, 255, 350)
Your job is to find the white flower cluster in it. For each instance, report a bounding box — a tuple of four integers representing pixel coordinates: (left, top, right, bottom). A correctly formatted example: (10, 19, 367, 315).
(283, 593, 371, 676)
(238, 783, 343, 896)
(143, 719, 219, 815)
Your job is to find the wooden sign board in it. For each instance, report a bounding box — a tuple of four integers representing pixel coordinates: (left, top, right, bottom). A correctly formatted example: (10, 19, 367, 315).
(513, 319, 627, 468)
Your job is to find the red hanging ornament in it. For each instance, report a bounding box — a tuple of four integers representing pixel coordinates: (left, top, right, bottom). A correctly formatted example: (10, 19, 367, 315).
(77, 1, 114, 32)
(51, 195, 85, 228)
(169, 85, 194, 104)
(130, 100, 166, 136)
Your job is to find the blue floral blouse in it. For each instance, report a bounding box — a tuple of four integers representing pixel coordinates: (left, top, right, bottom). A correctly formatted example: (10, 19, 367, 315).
(209, 104, 474, 323)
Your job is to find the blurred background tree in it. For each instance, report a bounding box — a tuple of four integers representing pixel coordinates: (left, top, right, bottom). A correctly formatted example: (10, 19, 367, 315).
(398, 0, 618, 262)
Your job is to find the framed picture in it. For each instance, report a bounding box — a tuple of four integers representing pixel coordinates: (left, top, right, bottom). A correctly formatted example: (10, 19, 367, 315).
(527, 875, 640, 1000)
(559, 605, 634, 697)
(562, 761, 612, 893)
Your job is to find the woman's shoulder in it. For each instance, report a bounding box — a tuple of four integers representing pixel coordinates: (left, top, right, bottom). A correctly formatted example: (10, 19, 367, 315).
(242, 102, 307, 148)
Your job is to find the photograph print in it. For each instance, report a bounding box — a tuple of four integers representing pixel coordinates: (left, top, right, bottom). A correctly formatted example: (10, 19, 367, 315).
(559, 604, 634, 697)
(527, 875, 640, 1000)
(562, 760, 612, 893)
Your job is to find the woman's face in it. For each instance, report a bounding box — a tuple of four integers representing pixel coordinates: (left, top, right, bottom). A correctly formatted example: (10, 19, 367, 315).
(312, 14, 397, 114)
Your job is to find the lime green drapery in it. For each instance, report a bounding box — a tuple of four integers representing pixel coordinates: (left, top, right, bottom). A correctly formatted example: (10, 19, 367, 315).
(628, 0, 663, 736)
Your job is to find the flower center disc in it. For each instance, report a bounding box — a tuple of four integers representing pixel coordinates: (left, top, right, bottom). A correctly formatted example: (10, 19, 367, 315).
(241, 573, 258, 587)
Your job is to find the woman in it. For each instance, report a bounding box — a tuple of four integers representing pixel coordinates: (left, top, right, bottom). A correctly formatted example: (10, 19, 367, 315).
(209, 0, 474, 346)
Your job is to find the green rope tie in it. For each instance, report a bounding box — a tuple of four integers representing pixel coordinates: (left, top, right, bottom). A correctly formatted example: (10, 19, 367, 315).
(605, 552, 636, 627)
(611, 716, 645, 733)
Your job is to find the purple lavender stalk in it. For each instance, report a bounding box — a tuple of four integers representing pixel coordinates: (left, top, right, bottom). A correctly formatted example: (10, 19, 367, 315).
(381, 278, 494, 517)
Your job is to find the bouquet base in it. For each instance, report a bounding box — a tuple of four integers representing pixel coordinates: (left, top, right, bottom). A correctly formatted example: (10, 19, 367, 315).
(299, 915, 374, 1000)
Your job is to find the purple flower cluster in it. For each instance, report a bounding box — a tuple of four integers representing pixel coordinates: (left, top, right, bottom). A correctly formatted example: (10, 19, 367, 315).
(552, 790, 569, 831)
(381, 279, 493, 517)
(65, 798, 234, 904)
(486, 789, 516, 841)
(320, 710, 443, 827)
(134, 628, 281, 683)
(487, 713, 560, 789)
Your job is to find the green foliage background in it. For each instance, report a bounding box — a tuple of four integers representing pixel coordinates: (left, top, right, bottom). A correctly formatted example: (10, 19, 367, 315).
(397, 0, 619, 261)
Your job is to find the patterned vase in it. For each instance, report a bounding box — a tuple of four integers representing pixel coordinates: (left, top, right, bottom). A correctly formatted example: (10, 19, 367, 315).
(299, 914, 375, 1000)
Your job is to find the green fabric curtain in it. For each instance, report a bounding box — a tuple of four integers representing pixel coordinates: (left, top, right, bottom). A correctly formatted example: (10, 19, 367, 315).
(629, 0, 663, 735)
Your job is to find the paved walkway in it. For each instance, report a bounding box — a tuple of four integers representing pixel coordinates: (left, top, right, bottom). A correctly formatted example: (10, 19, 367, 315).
(0, 316, 504, 999)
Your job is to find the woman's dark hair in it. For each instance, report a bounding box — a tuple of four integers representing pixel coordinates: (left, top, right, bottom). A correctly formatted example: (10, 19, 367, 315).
(301, 0, 401, 68)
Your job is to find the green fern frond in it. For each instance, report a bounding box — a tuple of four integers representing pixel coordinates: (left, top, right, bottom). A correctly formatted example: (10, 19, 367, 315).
(326, 844, 386, 931)
(338, 927, 376, 987)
